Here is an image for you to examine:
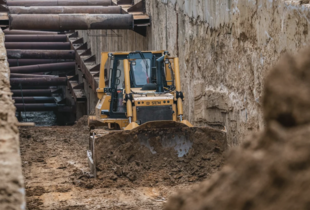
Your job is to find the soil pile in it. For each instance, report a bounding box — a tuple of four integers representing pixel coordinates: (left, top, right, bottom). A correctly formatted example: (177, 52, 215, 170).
(74, 115, 89, 129)
(164, 48, 310, 210)
(93, 127, 227, 187)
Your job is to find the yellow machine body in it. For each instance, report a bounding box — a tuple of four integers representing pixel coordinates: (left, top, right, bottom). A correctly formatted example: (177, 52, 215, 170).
(89, 50, 193, 130)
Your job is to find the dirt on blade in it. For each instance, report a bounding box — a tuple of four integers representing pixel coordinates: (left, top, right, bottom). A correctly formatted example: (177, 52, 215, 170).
(93, 126, 227, 186)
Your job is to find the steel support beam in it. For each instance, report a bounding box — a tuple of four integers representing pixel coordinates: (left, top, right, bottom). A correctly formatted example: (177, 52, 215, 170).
(7, 0, 112, 6)
(117, 0, 133, 5)
(8, 6, 122, 14)
(5, 42, 71, 49)
(10, 62, 75, 73)
(8, 59, 73, 66)
(13, 96, 55, 103)
(5, 34, 67, 42)
(7, 50, 75, 59)
(9, 14, 134, 30)
(10, 77, 67, 86)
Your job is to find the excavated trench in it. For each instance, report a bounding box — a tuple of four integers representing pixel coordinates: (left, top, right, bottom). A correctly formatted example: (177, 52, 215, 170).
(5, 1, 310, 209)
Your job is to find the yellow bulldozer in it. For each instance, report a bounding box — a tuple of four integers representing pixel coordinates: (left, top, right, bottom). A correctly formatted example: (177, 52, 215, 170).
(87, 50, 200, 177)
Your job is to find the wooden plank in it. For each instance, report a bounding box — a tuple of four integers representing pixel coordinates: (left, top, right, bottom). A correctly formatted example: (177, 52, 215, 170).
(0, 12, 9, 20)
(17, 122, 35, 127)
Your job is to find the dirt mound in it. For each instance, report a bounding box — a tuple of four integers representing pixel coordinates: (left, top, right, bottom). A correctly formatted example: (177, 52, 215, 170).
(164, 48, 310, 210)
(74, 115, 89, 128)
(92, 127, 227, 187)
(264, 49, 310, 127)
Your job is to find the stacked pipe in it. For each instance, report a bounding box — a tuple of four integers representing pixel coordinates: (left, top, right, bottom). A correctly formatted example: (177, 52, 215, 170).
(3, 0, 137, 115)
(5, 30, 73, 112)
(4, 0, 134, 30)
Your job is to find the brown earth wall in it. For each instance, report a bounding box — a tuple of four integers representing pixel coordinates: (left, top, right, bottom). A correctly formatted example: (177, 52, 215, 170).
(0, 29, 25, 209)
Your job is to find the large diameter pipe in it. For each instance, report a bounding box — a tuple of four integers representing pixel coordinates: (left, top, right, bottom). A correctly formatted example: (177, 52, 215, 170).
(12, 89, 53, 96)
(10, 73, 57, 78)
(10, 62, 75, 73)
(13, 96, 55, 103)
(9, 14, 134, 30)
(5, 35, 67, 42)
(8, 59, 73, 66)
(7, 50, 75, 59)
(4, 29, 62, 35)
(9, 6, 122, 14)
(5, 42, 71, 50)
(7, 0, 112, 6)
(10, 77, 67, 86)
(15, 103, 61, 111)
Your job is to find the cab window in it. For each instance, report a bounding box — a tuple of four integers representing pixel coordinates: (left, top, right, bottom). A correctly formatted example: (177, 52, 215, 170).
(132, 59, 151, 86)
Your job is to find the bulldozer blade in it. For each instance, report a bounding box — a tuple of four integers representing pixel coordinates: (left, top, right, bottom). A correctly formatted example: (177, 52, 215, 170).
(137, 128, 193, 158)
(131, 121, 194, 157)
(132, 120, 188, 130)
(88, 124, 227, 177)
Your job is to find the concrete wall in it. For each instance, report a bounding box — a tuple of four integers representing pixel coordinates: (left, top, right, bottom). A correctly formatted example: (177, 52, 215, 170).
(80, 0, 310, 145)
(0, 29, 25, 210)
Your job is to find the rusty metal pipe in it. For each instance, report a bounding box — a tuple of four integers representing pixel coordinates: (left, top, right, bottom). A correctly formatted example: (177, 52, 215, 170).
(5, 35, 67, 42)
(9, 14, 134, 30)
(5, 42, 71, 49)
(13, 96, 55, 103)
(4, 29, 62, 35)
(10, 62, 75, 73)
(15, 103, 61, 111)
(12, 89, 53, 96)
(7, 50, 75, 59)
(7, 0, 112, 6)
(8, 59, 73, 66)
(10, 73, 57, 78)
(11, 86, 55, 89)
(8, 6, 122, 14)
(10, 77, 67, 86)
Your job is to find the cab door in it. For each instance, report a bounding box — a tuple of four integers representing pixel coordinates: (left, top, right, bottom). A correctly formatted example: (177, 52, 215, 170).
(109, 55, 127, 118)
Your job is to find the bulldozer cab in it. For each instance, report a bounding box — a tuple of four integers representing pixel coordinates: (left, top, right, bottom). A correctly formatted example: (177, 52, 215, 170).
(105, 51, 168, 119)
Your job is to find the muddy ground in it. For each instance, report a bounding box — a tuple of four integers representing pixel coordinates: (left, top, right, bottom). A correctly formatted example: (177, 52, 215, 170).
(20, 118, 226, 210)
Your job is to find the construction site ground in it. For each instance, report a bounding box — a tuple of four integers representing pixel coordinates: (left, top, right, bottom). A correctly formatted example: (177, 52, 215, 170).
(20, 118, 226, 210)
